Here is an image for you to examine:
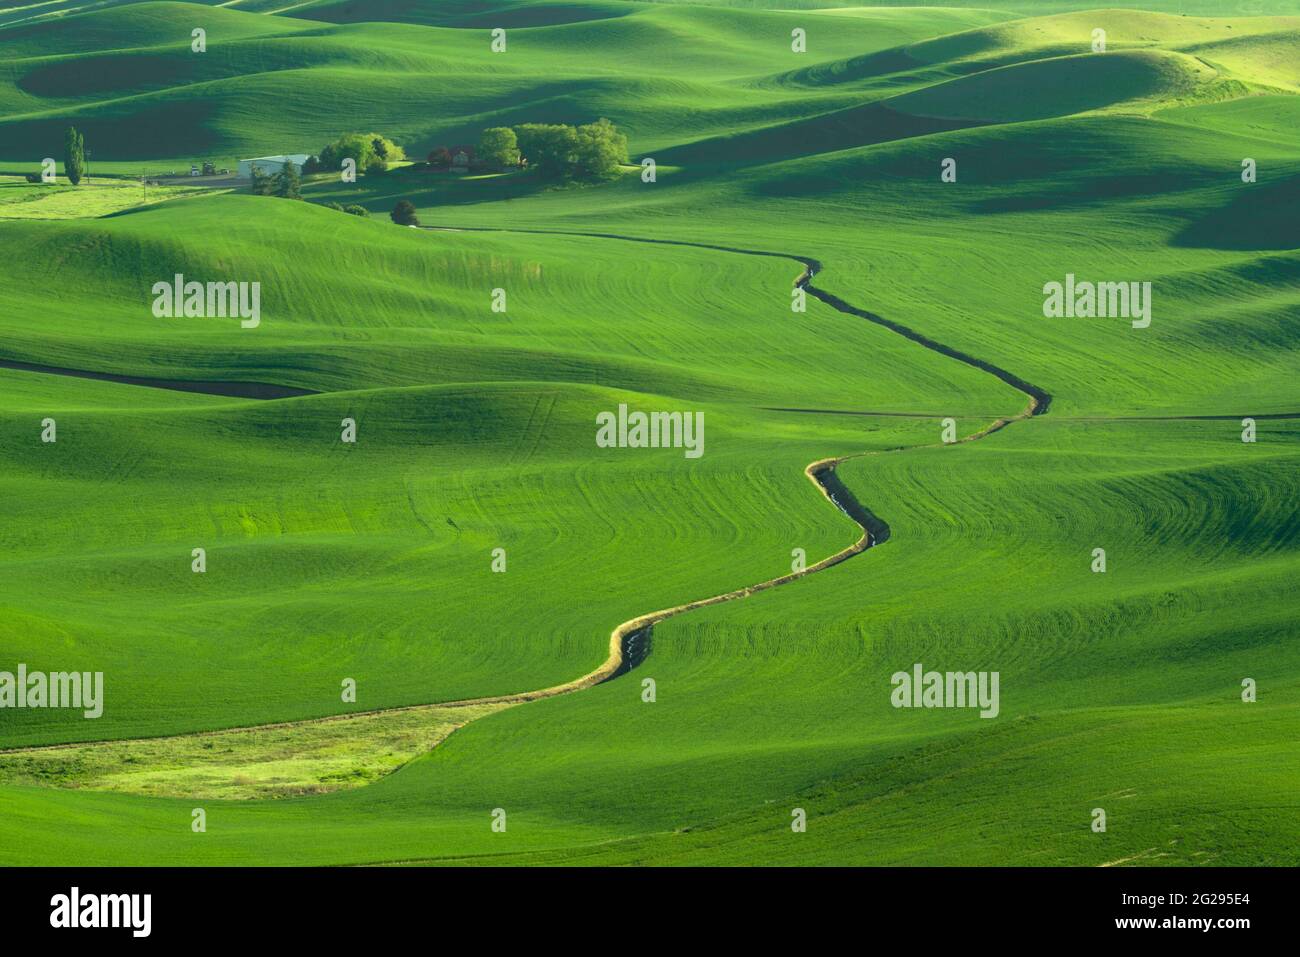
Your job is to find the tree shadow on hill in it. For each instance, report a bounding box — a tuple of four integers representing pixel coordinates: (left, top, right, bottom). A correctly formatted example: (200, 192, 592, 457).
(308, 167, 560, 215)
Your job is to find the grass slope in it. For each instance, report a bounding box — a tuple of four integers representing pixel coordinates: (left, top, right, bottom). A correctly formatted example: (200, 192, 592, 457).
(0, 0, 1296, 866)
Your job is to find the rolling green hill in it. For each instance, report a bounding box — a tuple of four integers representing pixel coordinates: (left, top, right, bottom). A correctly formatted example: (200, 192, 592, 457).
(0, 0, 1296, 867)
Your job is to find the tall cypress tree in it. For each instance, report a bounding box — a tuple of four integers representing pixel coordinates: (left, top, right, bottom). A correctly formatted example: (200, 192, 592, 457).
(250, 167, 272, 195)
(274, 159, 301, 199)
(64, 126, 85, 186)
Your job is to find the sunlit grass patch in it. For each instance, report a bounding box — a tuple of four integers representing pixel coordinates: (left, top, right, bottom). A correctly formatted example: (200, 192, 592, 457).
(0, 176, 220, 219)
(0, 702, 509, 799)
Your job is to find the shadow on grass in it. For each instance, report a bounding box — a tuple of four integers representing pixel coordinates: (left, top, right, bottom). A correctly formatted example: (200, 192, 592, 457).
(302, 167, 568, 215)
(1171, 174, 1300, 251)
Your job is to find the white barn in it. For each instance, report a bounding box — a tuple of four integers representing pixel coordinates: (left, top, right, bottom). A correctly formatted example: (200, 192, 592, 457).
(237, 154, 311, 178)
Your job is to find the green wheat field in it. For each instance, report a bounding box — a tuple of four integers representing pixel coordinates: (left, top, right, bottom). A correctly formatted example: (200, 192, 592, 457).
(0, 0, 1296, 866)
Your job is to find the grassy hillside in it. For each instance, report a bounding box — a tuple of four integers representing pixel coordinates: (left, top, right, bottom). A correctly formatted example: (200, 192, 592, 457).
(1, 194, 1015, 749)
(0, 1, 993, 163)
(0, 0, 1296, 867)
(0, 173, 216, 216)
(3, 412, 1294, 865)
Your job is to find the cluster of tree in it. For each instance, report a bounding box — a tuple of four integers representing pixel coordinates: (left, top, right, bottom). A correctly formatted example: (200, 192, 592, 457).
(514, 118, 626, 181)
(425, 131, 518, 172)
(426, 146, 453, 169)
(477, 128, 520, 170)
(424, 143, 480, 170)
(308, 133, 406, 176)
(326, 201, 370, 217)
(423, 119, 627, 181)
(64, 126, 85, 185)
(251, 160, 302, 199)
